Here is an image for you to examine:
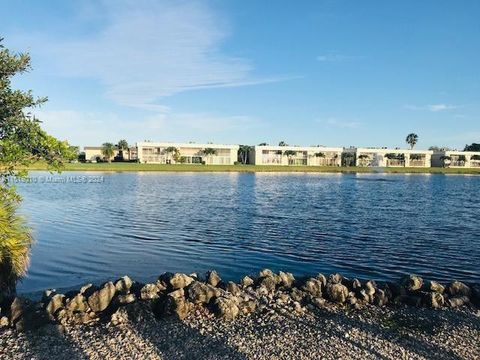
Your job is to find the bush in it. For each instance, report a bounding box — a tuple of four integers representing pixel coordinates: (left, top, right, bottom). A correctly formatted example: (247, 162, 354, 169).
(0, 195, 33, 300)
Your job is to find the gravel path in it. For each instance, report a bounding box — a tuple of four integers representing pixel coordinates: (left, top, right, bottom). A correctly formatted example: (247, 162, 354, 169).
(1, 303, 479, 360)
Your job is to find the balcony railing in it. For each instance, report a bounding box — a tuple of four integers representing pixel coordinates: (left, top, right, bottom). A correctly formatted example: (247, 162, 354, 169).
(409, 160, 426, 167)
(386, 160, 405, 167)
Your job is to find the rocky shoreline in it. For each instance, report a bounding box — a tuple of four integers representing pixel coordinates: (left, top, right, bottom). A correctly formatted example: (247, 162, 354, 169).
(1, 270, 480, 359)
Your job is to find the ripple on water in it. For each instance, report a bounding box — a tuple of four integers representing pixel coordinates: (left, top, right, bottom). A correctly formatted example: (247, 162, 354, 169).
(15, 171, 480, 293)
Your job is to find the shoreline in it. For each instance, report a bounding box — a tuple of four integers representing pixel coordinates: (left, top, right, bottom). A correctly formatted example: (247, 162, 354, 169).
(15, 162, 480, 174)
(2, 270, 479, 359)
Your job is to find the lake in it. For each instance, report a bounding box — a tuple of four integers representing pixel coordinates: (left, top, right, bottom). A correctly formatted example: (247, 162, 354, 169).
(15, 171, 480, 294)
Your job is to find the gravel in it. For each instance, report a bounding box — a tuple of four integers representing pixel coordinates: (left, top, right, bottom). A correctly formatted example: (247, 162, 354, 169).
(1, 302, 479, 360)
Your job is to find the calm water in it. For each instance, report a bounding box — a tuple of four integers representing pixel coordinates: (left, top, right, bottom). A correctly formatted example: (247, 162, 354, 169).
(15, 171, 480, 293)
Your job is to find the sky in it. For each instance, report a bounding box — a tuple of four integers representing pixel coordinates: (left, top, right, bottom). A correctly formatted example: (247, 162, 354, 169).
(2, 0, 479, 149)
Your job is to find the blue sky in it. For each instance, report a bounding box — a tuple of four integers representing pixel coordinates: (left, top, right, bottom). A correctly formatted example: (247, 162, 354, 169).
(2, 0, 479, 149)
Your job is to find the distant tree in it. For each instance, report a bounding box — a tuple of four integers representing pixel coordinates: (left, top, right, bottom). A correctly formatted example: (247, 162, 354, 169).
(429, 146, 451, 151)
(406, 133, 418, 149)
(101, 142, 115, 162)
(358, 154, 370, 159)
(164, 146, 179, 163)
(314, 152, 325, 158)
(202, 148, 217, 164)
(440, 155, 451, 167)
(464, 143, 480, 152)
(471, 155, 480, 160)
(278, 141, 288, 146)
(117, 139, 129, 151)
(283, 150, 296, 157)
(238, 145, 252, 164)
(258, 142, 268, 146)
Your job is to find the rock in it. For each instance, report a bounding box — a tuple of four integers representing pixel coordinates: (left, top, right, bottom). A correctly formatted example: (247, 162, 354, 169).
(153, 289, 191, 320)
(259, 269, 275, 278)
(213, 297, 239, 320)
(448, 296, 470, 308)
(79, 284, 93, 295)
(110, 307, 129, 326)
(258, 276, 277, 293)
(311, 297, 326, 309)
(226, 281, 241, 296)
(46, 294, 65, 316)
(326, 284, 349, 304)
(427, 281, 445, 294)
(350, 279, 362, 291)
(238, 300, 257, 314)
(69, 311, 96, 325)
(140, 283, 161, 300)
(41, 289, 56, 303)
(206, 270, 222, 287)
(290, 288, 306, 302)
(87, 282, 116, 313)
(426, 292, 445, 308)
(241, 276, 254, 287)
(169, 273, 194, 290)
(316, 274, 327, 287)
(9, 297, 30, 324)
(358, 289, 370, 303)
(158, 272, 175, 288)
(293, 301, 303, 313)
(115, 276, 133, 294)
(402, 275, 423, 291)
(187, 281, 219, 304)
(116, 294, 136, 305)
(373, 289, 388, 306)
(364, 281, 376, 296)
(0, 316, 9, 327)
(328, 273, 343, 285)
(278, 271, 295, 288)
(448, 281, 471, 297)
(66, 294, 89, 313)
(471, 284, 480, 306)
(302, 278, 323, 297)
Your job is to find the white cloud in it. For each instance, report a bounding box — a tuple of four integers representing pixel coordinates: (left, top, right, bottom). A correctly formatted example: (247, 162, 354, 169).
(315, 117, 361, 129)
(35, 109, 263, 147)
(404, 104, 457, 112)
(316, 52, 362, 62)
(21, 0, 290, 109)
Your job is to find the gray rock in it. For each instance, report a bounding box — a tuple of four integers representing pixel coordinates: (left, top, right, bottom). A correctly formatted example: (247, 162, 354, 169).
(115, 276, 133, 294)
(258, 276, 277, 293)
(351, 279, 362, 291)
(187, 281, 219, 304)
(9, 297, 30, 324)
(87, 282, 116, 313)
(206, 270, 222, 287)
(241, 276, 254, 287)
(66, 294, 89, 313)
(259, 269, 275, 278)
(327, 283, 349, 303)
(116, 294, 136, 305)
(290, 288, 306, 302)
(226, 281, 241, 296)
(140, 283, 162, 300)
(426, 292, 445, 308)
(278, 271, 295, 288)
(328, 273, 343, 285)
(169, 273, 194, 290)
(0, 316, 9, 327)
(448, 296, 470, 308)
(402, 275, 423, 291)
(427, 281, 445, 294)
(373, 289, 388, 306)
(79, 284, 93, 295)
(238, 299, 257, 314)
(448, 281, 471, 297)
(46, 294, 65, 316)
(364, 281, 376, 296)
(154, 293, 191, 320)
(316, 274, 327, 287)
(302, 278, 323, 297)
(213, 297, 239, 320)
(311, 297, 326, 309)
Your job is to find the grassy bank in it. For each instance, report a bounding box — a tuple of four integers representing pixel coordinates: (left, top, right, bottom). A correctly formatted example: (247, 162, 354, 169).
(16, 162, 480, 174)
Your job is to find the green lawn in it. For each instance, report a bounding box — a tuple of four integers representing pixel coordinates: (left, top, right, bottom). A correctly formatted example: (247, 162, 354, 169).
(18, 162, 480, 174)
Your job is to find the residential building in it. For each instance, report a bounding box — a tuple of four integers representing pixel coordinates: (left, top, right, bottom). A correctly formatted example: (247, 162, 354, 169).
(83, 146, 136, 162)
(249, 145, 343, 166)
(431, 150, 480, 168)
(342, 147, 433, 167)
(136, 142, 239, 165)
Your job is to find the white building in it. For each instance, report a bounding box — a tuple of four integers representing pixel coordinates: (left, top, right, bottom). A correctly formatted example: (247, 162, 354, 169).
(136, 142, 239, 165)
(249, 145, 343, 166)
(342, 147, 433, 167)
(431, 150, 480, 168)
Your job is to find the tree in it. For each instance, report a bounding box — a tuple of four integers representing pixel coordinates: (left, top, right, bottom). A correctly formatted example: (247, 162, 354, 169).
(429, 146, 451, 151)
(164, 146, 179, 163)
(117, 139, 129, 160)
(440, 155, 451, 167)
(464, 143, 480, 152)
(1, 38, 73, 300)
(258, 142, 268, 146)
(238, 145, 251, 164)
(314, 152, 325, 158)
(406, 133, 418, 149)
(278, 141, 288, 146)
(202, 148, 217, 164)
(471, 155, 480, 161)
(101, 142, 115, 162)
